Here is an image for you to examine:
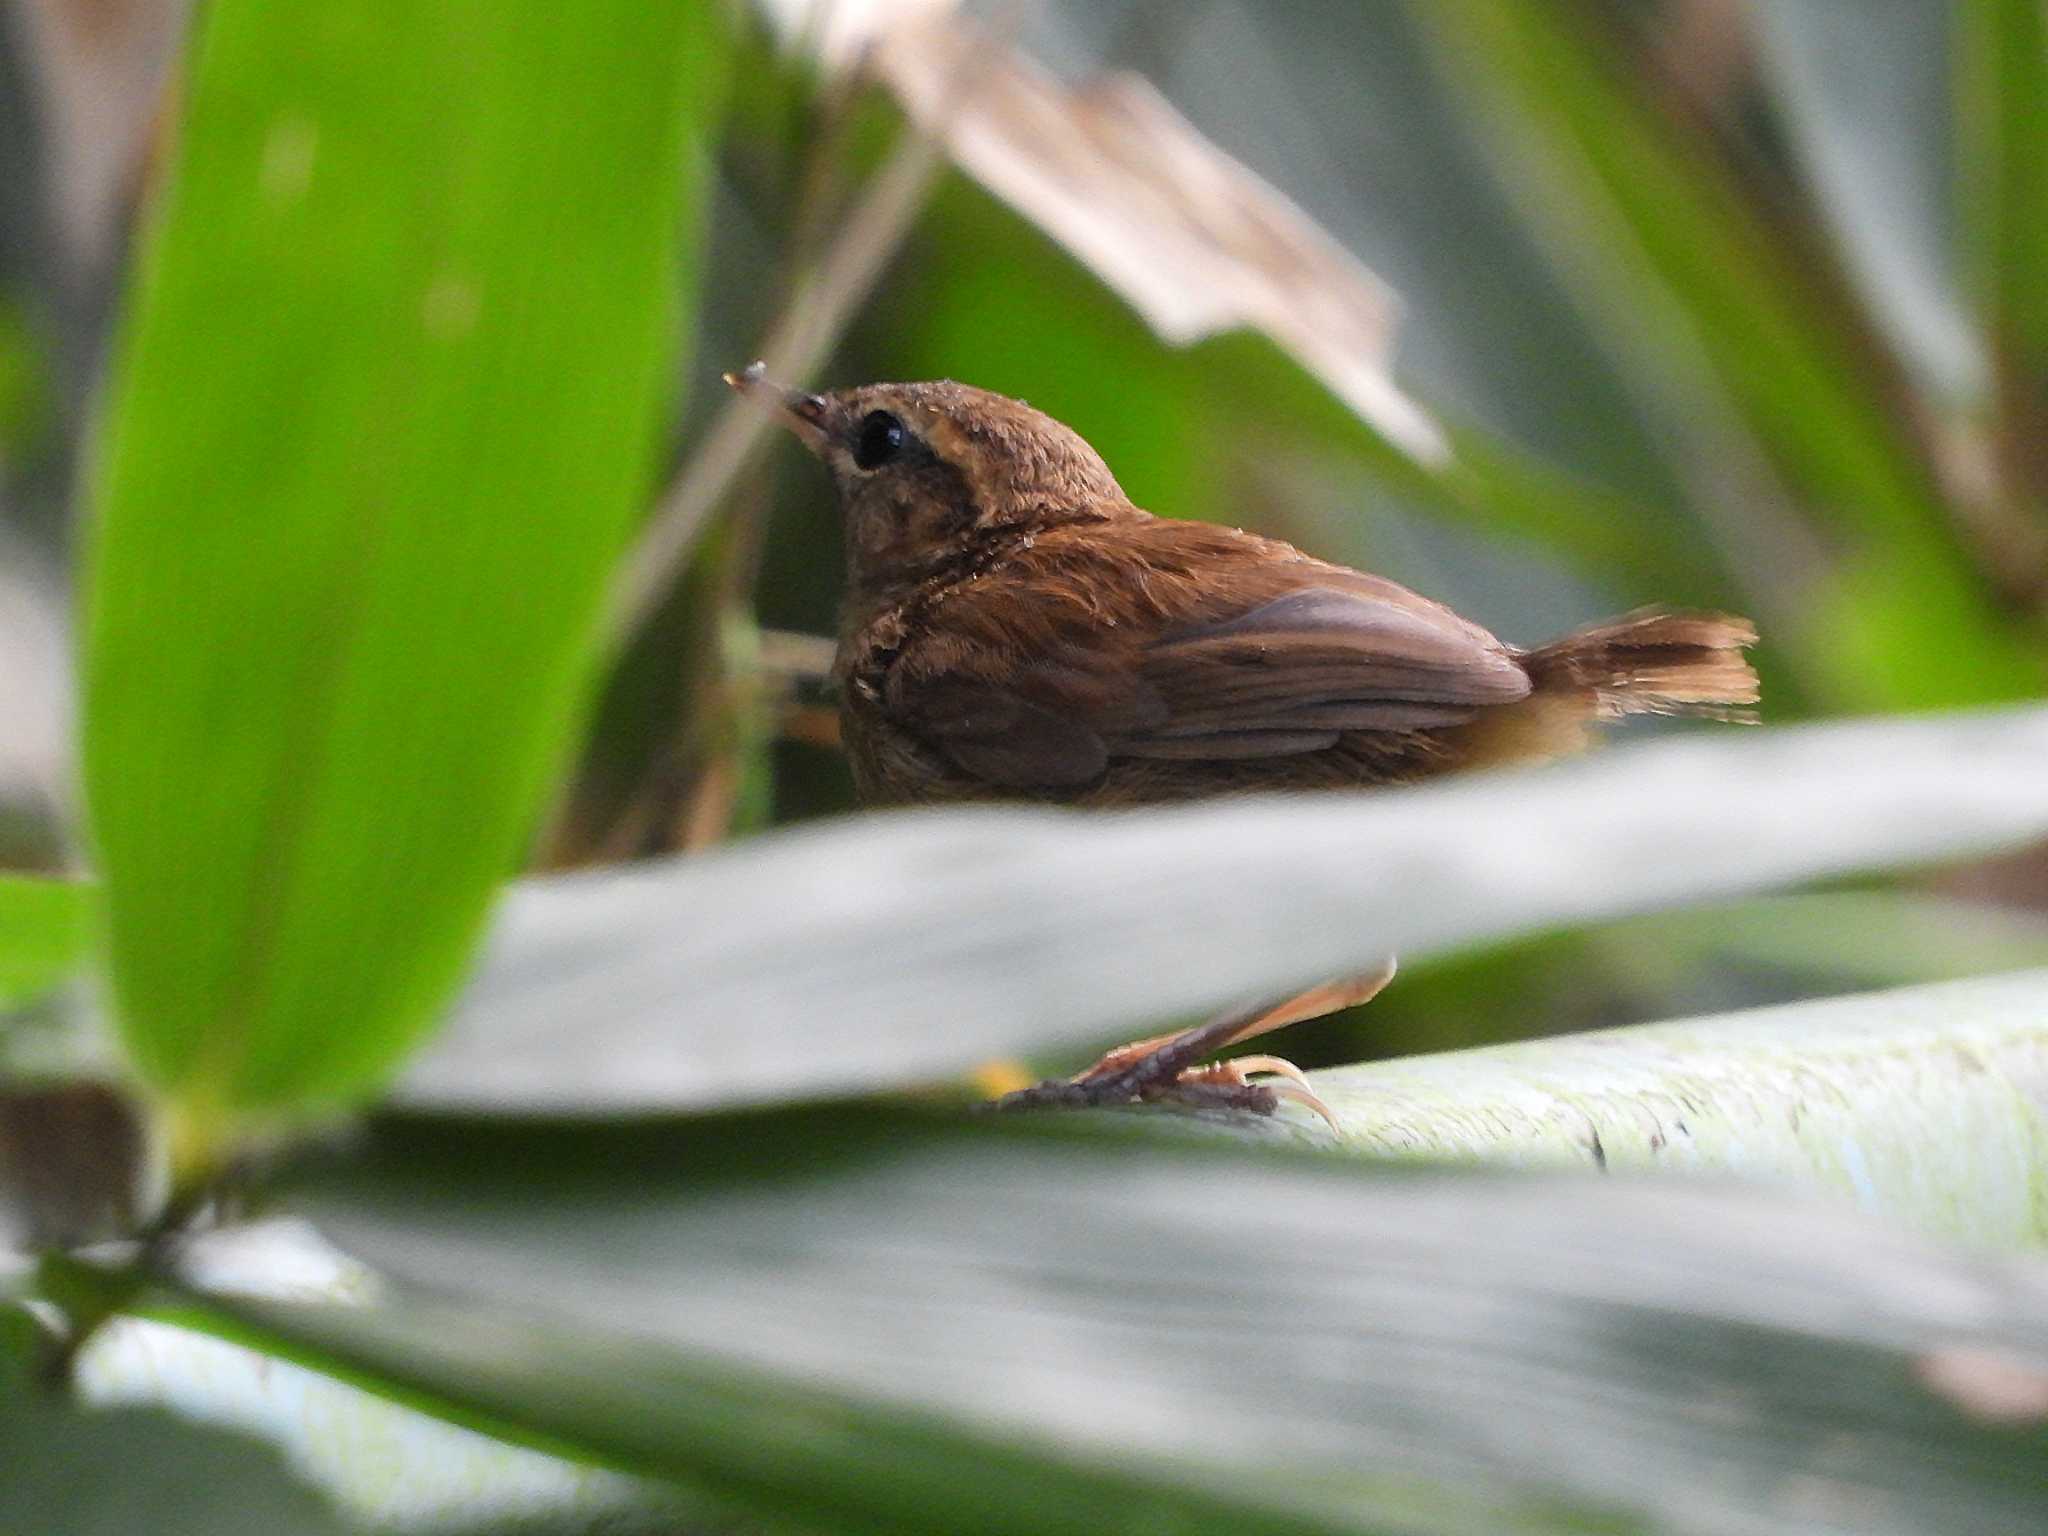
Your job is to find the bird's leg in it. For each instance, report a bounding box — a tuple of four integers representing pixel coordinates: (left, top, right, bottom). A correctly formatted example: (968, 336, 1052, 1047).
(994, 959, 1397, 1129)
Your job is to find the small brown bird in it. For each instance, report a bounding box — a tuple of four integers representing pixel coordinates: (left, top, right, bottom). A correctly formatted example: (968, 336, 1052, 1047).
(728, 364, 1759, 1125)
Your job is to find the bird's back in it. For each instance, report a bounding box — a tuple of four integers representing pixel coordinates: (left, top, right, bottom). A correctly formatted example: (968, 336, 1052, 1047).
(840, 513, 1563, 806)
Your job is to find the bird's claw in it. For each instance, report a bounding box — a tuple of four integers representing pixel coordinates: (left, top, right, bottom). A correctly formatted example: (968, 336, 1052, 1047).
(992, 971, 1386, 1130)
(993, 1048, 1338, 1132)
(1170, 1055, 1341, 1132)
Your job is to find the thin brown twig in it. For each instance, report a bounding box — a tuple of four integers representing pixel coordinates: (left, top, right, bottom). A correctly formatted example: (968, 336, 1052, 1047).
(606, 120, 948, 652)
(606, 0, 1041, 654)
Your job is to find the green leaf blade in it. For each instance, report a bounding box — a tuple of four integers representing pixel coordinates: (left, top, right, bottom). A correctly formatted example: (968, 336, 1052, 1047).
(1, 1364, 353, 1536)
(80, 0, 723, 1131)
(1957, 0, 2048, 501)
(184, 1111, 2048, 1536)
(1310, 967, 2048, 1248)
(405, 707, 2048, 1115)
(0, 875, 89, 1008)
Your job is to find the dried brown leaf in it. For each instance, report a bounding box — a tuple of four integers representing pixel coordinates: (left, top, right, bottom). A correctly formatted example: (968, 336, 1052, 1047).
(865, 14, 1446, 463)
(10, 0, 188, 276)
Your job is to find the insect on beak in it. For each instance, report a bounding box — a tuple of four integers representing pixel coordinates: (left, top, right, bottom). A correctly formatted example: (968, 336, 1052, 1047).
(723, 360, 830, 453)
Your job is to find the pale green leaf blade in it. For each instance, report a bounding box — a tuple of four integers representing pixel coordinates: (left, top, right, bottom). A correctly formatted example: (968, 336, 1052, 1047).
(179, 1111, 2048, 1536)
(405, 707, 2048, 1113)
(1308, 967, 2048, 1248)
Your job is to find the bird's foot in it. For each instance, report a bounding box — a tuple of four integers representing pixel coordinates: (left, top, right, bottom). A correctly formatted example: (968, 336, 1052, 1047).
(993, 1029, 1339, 1131)
(1152, 1055, 1340, 1130)
(989, 964, 1392, 1130)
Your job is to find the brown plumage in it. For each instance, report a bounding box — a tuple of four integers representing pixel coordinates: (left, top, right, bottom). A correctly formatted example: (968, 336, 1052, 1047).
(728, 369, 1758, 809)
(727, 365, 1760, 1127)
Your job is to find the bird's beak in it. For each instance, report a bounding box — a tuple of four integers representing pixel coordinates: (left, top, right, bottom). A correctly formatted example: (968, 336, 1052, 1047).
(723, 361, 829, 454)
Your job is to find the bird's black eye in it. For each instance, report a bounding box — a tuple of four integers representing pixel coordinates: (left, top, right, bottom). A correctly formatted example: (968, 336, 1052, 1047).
(852, 410, 906, 470)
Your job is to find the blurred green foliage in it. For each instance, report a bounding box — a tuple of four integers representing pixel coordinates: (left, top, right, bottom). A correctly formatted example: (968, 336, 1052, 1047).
(3, 0, 2048, 1531)
(630, 0, 2048, 1065)
(0, 875, 86, 1009)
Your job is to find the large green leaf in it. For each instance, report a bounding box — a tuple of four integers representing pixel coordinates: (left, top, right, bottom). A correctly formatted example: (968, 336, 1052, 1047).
(404, 707, 2048, 1113)
(0, 874, 88, 1008)
(78, 1, 723, 1144)
(152, 1281, 1367, 1536)
(170, 1109, 2048, 1535)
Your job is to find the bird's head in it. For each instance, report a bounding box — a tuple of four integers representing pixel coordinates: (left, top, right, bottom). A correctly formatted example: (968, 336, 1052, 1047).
(725, 365, 1128, 598)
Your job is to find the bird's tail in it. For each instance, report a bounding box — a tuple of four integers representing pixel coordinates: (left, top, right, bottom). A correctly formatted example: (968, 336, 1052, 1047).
(1523, 608, 1759, 721)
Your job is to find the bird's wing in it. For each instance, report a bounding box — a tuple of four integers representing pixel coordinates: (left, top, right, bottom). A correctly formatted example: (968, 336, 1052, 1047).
(1127, 582, 1529, 750)
(882, 530, 1531, 790)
